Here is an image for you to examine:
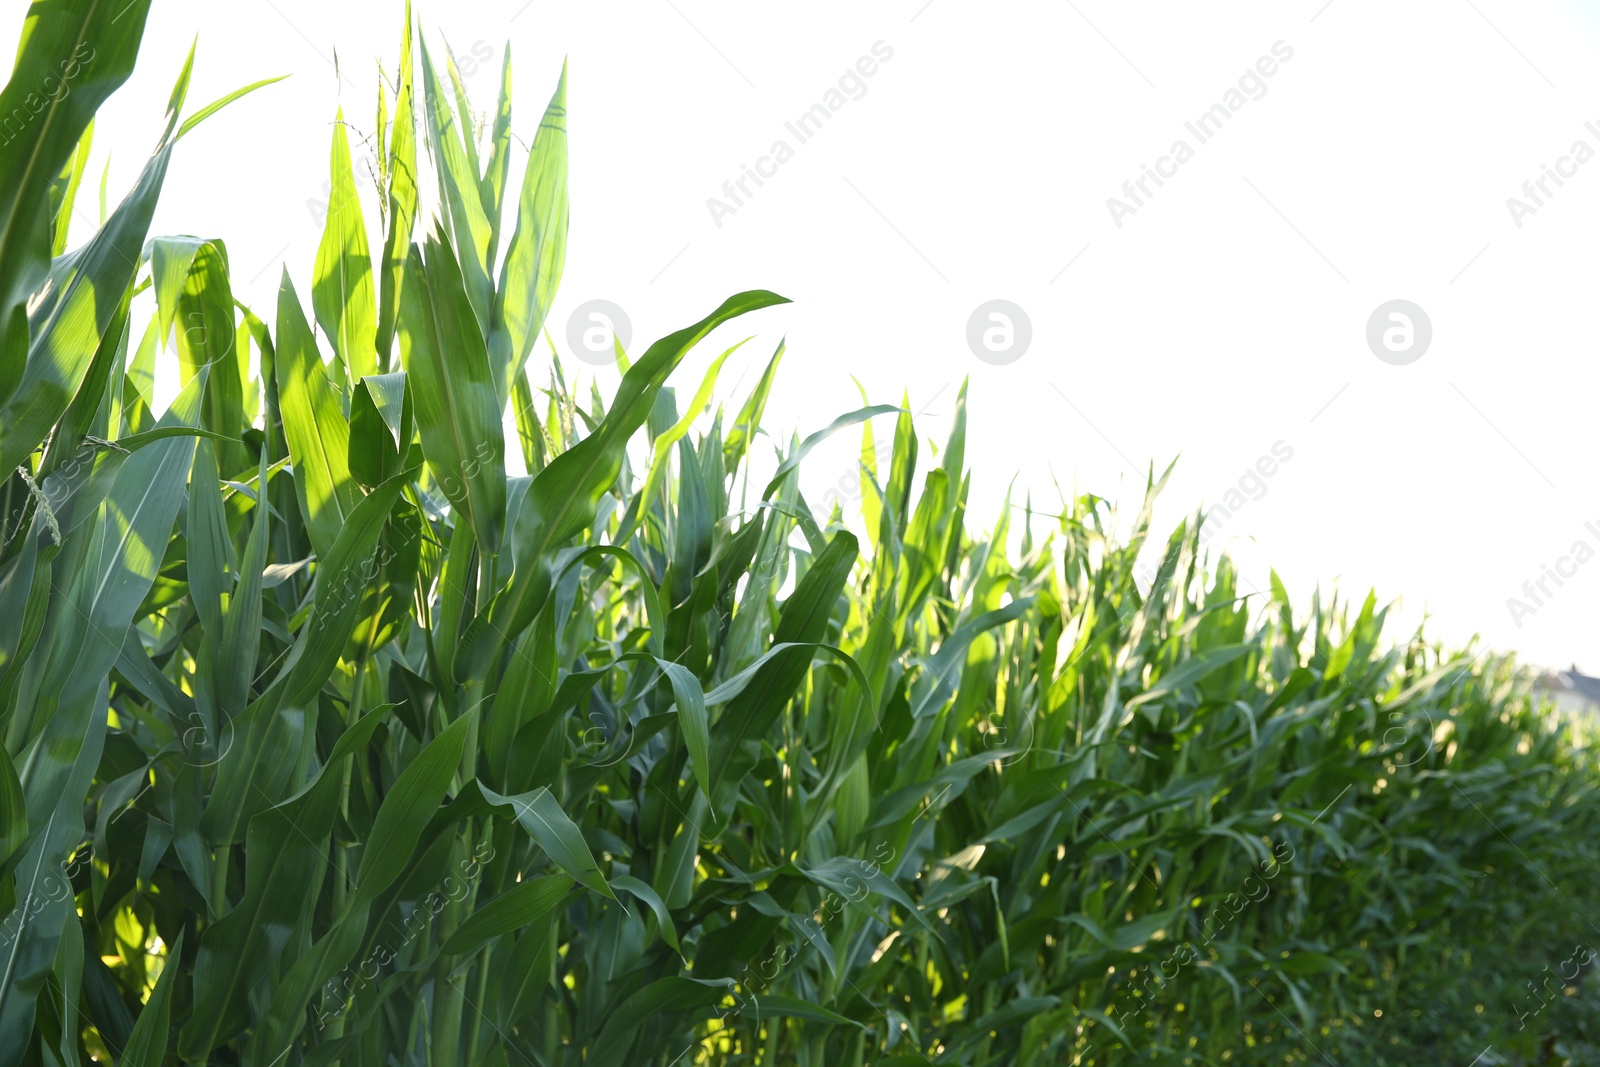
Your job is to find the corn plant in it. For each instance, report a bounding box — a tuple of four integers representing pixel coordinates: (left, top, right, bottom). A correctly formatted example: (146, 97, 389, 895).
(3, 4, 1599, 1067)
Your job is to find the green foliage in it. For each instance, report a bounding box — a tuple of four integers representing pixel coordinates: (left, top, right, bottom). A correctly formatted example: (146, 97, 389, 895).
(2, 5, 1599, 1067)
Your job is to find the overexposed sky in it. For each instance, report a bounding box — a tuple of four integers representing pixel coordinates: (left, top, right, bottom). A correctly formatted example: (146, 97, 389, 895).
(12, 0, 1600, 671)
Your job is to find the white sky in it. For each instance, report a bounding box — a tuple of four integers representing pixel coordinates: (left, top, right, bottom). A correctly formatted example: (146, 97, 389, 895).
(12, 0, 1600, 672)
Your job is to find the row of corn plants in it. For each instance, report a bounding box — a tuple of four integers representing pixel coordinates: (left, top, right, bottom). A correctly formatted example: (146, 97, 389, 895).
(4, 3, 1600, 1065)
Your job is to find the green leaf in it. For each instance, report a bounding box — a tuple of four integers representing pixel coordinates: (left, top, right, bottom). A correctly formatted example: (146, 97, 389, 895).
(798, 855, 935, 936)
(761, 404, 901, 501)
(352, 708, 475, 909)
(472, 289, 789, 674)
(180, 708, 387, 1058)
(611, 874, 682, 955)
(173, 75, 287, 142)
(653, 658, 711, 804)
(149, 235, 206, 349)
(0, 525, 42, 728)
(376, 2, 417, 367)
(274, 268, 360, 560)
(361, 370, 408, 444)
(171, 239, 245, 453)
(200, 470, 407, 850)
(0, 375, 201, 1054)
(274, 469, 409, 712)
(396, 233, 506, 553)
(49, 118, 92, 258)
(488, 62, 567, 399)
(617, 335, 749, 543)
(0, 138, 173, 478)
(723, 337, 784, 475)
(1276, 951, 1348, 976)
(348, 372, 410, 487)
(418, 38, 493, 328)
(217, 451, 270, 719)
(0, 0, 154, 409)
(186, 439, 233, 634)
(479, 45, 515, 261)
(707, 530, 859, 809)
(741, 994, 866, 1028)
(479, 784, 613, 900)
(587, 977, 731, 1067)
(121, 930, 183, 1067)
(313, 107, 378, 383)
(0, 747, 24, 881)
(1125, 643, 1253, 711)
(439, 874, 572, 957)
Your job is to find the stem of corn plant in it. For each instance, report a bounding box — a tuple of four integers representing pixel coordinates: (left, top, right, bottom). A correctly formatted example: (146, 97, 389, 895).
(326, 646, 372, 1045)
(544, 998, 560, 1063)
(463, 935, 492, 1066)
(435, 619, 488, 1067)
(211, 842, 230, 917)
(335, 628, 377, 908)
(431, 825, 468, 1061)
(466, 831, 502, 1060)
(326, 587, 385, 1042)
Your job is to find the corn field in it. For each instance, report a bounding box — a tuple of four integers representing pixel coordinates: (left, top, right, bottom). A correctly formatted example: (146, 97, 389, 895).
(2, 3, 1599, 1065)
